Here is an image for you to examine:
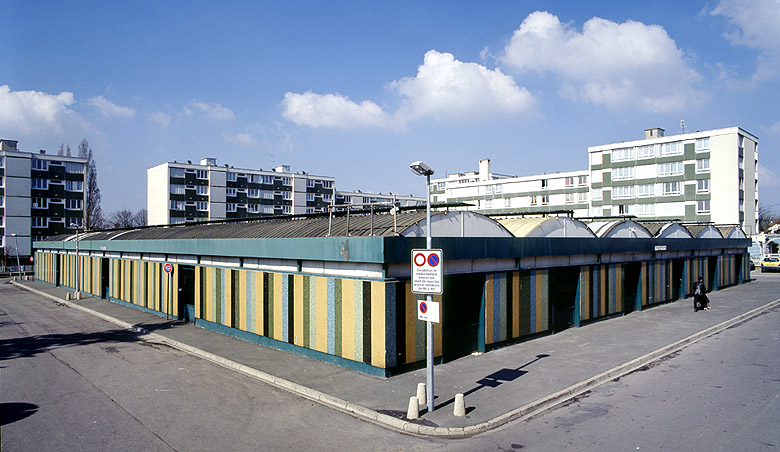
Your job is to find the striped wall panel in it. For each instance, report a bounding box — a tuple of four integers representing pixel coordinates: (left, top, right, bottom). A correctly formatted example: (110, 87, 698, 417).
(194, 266, 388, 368)
(108, 258, 177, 316)
(397, 281, 443, 365)
(57, 254, 101, 297)
(34, 251, 58, 285)
(484, 270, 549, 346)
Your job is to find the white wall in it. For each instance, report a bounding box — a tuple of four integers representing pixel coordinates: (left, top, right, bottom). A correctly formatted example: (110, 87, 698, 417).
(146, 164, 171, 225)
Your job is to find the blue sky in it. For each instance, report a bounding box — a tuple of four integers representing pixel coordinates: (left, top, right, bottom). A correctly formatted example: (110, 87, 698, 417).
(2, 0, 779, 214)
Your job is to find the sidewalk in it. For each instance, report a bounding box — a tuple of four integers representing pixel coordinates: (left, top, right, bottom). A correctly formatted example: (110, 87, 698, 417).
(11, 275, 780, 437)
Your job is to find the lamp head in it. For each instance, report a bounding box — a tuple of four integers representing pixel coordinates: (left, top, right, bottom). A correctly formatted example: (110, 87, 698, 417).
(409, 161, 434, 177)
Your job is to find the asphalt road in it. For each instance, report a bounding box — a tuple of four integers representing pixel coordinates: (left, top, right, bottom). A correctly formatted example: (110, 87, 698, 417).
(2, 275, 779, 451)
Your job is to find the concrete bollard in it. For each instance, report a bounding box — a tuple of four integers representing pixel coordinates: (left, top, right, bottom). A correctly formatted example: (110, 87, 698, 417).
(416, 383, 426, 406)
(454, 393, 466, 417)
(407, 396, 419, 419)
(75, 292, 82, 300)
(65, 292, 71, 301)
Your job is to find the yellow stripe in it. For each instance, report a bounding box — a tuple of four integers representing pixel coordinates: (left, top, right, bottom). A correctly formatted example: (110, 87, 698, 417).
(371, 281, 386, 368)
(294, 274, 304, 346)
(405, 283, 416, 363)
(272, 273, 283, 340)
(238, 270, 247, 331)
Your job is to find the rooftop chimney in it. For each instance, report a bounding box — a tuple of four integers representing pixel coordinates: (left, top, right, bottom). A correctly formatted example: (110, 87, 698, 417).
(479, 158, 491, 182)
(200, 158, 217, 166)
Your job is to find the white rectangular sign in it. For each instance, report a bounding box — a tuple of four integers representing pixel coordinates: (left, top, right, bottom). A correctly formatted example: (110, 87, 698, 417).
(654, 245, 667, 251)
(411, 249, 443, 294)
(417, 299, 440, 323)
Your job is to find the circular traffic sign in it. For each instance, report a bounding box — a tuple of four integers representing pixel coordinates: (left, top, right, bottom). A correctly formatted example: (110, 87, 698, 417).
(427, 253, 439, 267)
(414, 253, 427, 266)
(163, 263, 173, 274)
(419, 301, 428, 314)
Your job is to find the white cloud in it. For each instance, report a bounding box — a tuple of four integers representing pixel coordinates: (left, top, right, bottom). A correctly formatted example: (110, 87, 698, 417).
(711, 0, 780, 82)
(185, 101, 235, 120)
(88, 95, 136, 118)
(758, 163, 780, 188)
(281, 91, 393, 129)
(224, 132, 257, 147)
(281, 50, 534, 129)
(500, 11, 703, 112)
(0, 84, 81, 134)
(146, 111, 172, 128)
(391, 50, 535, 121)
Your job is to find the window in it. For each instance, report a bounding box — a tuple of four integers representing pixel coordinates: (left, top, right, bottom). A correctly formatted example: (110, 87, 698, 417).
(697, 179, 710, 193)
(196, 202, 208, 211)
(578, 175, 588, 186)
(262, 175, 273, 184)
(591, 188, 602, 201)
(170, 168, 185, 178)
(662, 181, 681, 195)
(32, 217, 48, 228)
(697, 200, 710, 213)
(226, 188, 237, 196)
(660, 141, 683, 156)
(170, 184, 185, 195)
(636, 204, 655, 217)
(637, 184, 654, 197)
(613, 185, 635, 199)
(636, 145, 656, 159)
(612, 147, 635, 162)
(695, 137, 710, 152)
(530, 195, 538, 206)
(617, 205, 627, 215)
(247, 174, 258, 183)
(578, 192, 588, 203)
(247, 204, 259, 213)
(565, 177, 574, 187)
(32, 198, 48, 209)
(541, 179, 548, 189)
(485, 185, 493, 195)
(658, 161, 683, 176)
(591, 206, 603, 217)
(504, 198, 512, 208)
(65, 180, 83, 192)
(248, 189, 259, 198)
(32, 178, 48, 190)
(322, 181, 333, 189)
(565, 193, 575, 204)
(485, 199, 492, 209)
(170, 200, 185, 210)
(612, 167, 635, 180)
(541, 194, 549, 205)
(32, 159, 49, 170)
(262, 191, 273, 200)
(494, 184, 503, 194)
(196, 169, 208, 179)
(170, 217, 185, 225)
(66, 199, 82, 210)
(739, 156, 744, 169)
(226, 203, 237, 212)
(306, 179, 315, 187)
(196, 185, 208, 195)
(283, 206, 292, 214)
(283, 191, 292, 200)
(65, 162, 83, 173)
(696, 158, 710, 173)
(282, 177, 292, 186)
(226, 172, 237, 182)
(306, 193, 315, 201)
(262, 206, 274, 214)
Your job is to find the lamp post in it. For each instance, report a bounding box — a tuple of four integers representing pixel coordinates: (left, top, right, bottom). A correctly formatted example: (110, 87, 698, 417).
(11, 233, 22, 278)
(409, 160, 435, 414)
(70, 223, 80, 297)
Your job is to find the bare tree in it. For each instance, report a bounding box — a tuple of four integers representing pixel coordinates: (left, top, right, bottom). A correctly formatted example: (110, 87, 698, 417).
(78, 139, 103, 230)
(133, 208, 147, 227)
(758, 204, 779, 232)
(106, 208, 146, 229)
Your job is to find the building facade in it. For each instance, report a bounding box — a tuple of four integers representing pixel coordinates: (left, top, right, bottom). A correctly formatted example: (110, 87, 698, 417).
(334, 190, 425, 209)
(147, 159, 336, 225)
(589, 127, 759, 233)
(430, 159, 590, 217)
(1, 139, 87, 262)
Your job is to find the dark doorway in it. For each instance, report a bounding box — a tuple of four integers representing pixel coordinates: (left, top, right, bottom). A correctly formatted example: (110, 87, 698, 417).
(549, 267, 579, 332)
(622, 262, 642, 313)
(55, 256, 61, 287)
(101, 259, 109, 299)
(441, 274, 484, 362)
(671, 259, 685, 300)
(177, 265, 196, 322)
(735, 254, 744, 284)
(707, 256, 718, 291)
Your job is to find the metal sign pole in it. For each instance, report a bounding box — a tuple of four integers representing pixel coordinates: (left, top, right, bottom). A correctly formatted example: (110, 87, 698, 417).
(425, 173, 434, 414)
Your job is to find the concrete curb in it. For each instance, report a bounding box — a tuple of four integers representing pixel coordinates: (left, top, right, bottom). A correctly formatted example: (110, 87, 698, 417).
(11, 280, 780, 438)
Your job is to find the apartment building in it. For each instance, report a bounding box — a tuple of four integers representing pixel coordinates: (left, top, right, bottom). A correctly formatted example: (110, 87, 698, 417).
(147, 159, 335, 225)
(1, 139, 87, 261)
(334, 190, 425, 209)
(589, 127, 759, 233)
(430, 159, 591, 217)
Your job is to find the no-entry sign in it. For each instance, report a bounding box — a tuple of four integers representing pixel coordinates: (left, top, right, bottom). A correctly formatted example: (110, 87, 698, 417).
(412, 249, 443, 294)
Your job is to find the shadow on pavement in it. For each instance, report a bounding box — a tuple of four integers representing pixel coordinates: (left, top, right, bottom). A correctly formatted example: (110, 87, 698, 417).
(1, 402, 39, 425)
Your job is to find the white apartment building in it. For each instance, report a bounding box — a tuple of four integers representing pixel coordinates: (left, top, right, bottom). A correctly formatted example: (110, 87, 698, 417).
(147, 159, 335, 226)
(430, 159, 590, 217)
(335, 190, 425, 209)
(589, 127, 759, 233)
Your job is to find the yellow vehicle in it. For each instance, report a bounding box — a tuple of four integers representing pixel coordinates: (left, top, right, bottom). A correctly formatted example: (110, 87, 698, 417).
(761, 256, 780, 273)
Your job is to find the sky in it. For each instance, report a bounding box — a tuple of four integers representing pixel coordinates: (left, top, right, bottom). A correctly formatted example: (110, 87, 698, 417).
(2, 0, 779, 215)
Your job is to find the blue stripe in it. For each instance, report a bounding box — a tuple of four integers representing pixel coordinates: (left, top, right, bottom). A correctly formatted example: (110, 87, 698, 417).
(246, 272, 254, 333)
(327, 278, 335, 354)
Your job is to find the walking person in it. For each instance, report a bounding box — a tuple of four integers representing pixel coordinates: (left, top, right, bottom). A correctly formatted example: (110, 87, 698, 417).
(693, 277, 708, 312)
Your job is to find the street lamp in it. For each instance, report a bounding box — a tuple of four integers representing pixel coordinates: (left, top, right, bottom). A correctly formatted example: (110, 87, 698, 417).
(10, 233, 22, 278)
(409, 160, 435, 414)
(70, 223, 80, 297)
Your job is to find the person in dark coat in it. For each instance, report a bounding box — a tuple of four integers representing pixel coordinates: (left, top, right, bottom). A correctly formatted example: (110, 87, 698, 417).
(693, 277, 708, 311)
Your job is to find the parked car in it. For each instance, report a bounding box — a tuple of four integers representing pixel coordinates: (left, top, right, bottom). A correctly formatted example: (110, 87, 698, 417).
(761, 256, 780, 273)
